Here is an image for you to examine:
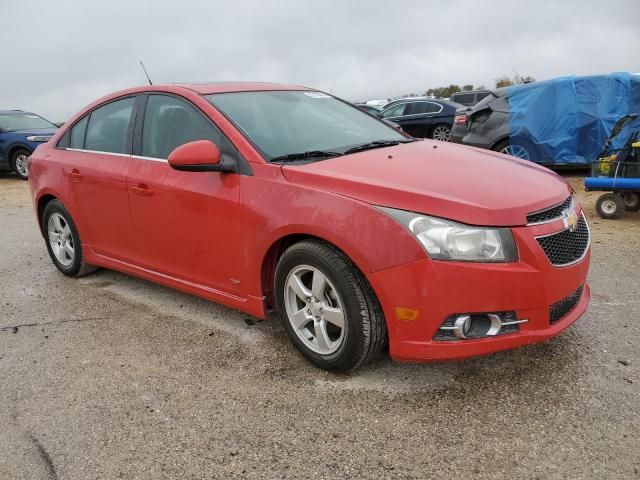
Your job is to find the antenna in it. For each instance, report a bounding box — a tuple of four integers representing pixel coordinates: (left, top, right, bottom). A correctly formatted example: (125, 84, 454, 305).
(139, 60, 153, 86)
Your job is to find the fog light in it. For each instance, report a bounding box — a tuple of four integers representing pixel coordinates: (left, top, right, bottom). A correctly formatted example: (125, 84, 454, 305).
(434, 312, 528, 341)
(453, 315, 472, 339)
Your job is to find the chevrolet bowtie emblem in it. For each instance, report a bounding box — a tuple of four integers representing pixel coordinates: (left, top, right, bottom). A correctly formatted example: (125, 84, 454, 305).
(563, 208, 579, 232)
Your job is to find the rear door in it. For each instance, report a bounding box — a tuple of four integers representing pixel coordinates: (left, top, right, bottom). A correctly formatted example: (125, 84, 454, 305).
(126, 93, 244, 294)
(61, 96, 139, 262)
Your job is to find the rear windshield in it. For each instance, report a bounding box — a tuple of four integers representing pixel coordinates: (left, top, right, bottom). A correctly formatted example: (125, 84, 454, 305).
(0, 113, 56, 132)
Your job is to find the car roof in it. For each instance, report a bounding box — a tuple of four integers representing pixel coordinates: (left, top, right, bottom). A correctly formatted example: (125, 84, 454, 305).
(452, 90, 490, 95)
(383, 98, 460, 109)
(174, 81, 311, 94)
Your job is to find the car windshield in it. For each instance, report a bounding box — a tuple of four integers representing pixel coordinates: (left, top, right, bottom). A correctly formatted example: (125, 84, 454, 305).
(0, 113, 56, 132)
(206, 91, 408, 161)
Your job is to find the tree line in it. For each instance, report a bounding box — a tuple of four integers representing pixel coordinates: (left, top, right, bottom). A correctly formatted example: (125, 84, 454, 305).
(403, 74, 536, 99)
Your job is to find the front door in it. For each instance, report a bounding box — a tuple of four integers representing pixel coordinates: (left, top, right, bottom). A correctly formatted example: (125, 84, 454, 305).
(126, 93, 244, 295)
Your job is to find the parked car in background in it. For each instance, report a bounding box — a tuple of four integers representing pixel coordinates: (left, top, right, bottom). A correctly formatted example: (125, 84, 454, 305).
(450, 90, 491, 107)
(0, 110, 58, 179)
(450, 89, 516, 157)
(29, 82, 590, 371)
(452, 74, 640, 166)
(378, 98, 461, 141)
(355, 104, 382, 115)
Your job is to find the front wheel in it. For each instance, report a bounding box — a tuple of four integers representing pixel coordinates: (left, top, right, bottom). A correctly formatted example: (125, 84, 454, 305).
(595, 193, 624, 219)
(275, 240, 386, 371)
(431, 124, 451, 142)
(11, 148, 31, 180)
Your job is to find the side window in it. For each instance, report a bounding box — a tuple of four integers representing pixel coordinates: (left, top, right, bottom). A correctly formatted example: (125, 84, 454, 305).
(425, 102, 443, 113)
(70, 116, 89, 149)
(411, 102, 431, 115)
(476, 92, 490, 102)
(453, 93, 474, 105)
(141, 95, 221, 159)
(84, 97, 135, 154)
(381, 104, 405, 118)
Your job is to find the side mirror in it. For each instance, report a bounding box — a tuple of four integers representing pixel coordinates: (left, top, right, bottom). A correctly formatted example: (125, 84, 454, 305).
(168, 140, 234, 173)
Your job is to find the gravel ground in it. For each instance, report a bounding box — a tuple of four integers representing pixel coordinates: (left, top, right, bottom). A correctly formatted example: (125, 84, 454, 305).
(1, 172, 639, 479)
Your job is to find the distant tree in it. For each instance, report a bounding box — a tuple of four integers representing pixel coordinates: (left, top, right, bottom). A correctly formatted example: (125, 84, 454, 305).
(425, 84, 462, 98)
(476, 85, 486, 90)
(462, 84, 474, 91)
(495, 76, 514, 88)
(496, 75, 536, 88)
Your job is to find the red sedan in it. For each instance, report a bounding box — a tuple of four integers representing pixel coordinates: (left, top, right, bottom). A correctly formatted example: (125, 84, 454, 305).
(28, 83, 590, 371)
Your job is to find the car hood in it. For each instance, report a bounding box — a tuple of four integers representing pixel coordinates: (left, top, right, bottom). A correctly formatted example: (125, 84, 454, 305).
(281, 140, 572, 227)
(9, 128, 57, 136)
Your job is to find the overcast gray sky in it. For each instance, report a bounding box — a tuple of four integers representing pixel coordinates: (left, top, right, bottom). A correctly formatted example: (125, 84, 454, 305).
(1, 0, 638, 121)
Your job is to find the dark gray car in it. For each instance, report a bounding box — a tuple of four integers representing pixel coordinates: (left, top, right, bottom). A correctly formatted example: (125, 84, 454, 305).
(450, 88, 531, 160)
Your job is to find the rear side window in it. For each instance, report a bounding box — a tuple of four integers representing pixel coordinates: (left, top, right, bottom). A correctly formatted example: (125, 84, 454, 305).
(84, 97, 135, 154)
(425, 102, 443, 113)
(409, 102, 430, 114)
(70, 116, 88, 149)
(476, 92, 490, 102)
(141, 95, 222, 159)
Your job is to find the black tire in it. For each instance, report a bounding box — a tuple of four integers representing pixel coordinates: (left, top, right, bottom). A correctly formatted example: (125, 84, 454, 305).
(430, 124, 451, 142)
(622, 192, 640, 212)
(274, 240, 387, 372)
(11, 148, 31, 180)
(41, 199, 97, 277)
(595, 193, 624, 219)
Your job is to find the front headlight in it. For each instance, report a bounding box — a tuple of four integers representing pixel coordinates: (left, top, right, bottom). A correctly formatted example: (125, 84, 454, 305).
(380, 207, 518, 262)
(26, 135, 53, 142)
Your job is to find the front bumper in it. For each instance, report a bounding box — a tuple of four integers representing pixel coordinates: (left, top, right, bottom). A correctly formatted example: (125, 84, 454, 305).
(367, 213, 591, 362)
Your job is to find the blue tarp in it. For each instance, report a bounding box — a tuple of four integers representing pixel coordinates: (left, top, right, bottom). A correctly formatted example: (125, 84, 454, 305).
(508, 73, 640, 164)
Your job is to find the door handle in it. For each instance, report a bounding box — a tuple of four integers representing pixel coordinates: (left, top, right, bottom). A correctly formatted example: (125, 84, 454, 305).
(70, 169, 82, 182)
(130, 184, 154, 197)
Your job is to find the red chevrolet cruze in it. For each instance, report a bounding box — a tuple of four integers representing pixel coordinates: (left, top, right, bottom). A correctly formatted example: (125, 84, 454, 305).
(28, 83, 590, 371)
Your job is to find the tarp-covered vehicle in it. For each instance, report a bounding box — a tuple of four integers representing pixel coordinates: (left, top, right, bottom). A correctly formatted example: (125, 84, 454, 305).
(451, 72, 640, 166)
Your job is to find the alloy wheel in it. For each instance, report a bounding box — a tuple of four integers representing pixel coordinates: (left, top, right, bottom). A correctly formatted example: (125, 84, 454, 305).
(14, 154, 28, 177)
(48, 212, 75, 267)
(432, 126, 451, 142)
(500, 145, 530, 160)
(284, 265, 346, 355)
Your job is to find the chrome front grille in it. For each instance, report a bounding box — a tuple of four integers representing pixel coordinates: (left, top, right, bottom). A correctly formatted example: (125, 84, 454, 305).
(527, 196, 573, 224)
(536, 214, 590, 267)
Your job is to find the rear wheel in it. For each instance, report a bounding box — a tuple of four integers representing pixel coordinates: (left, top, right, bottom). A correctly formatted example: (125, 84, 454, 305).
(275, 240, 386, 371)
(11, 148, 30, 180)
(595, 193, 624, 219)
(622, 192, 640, 212)
(494, 140, 530, 160)
(431, 124, 451, 142)
(42, 200, 97, 277)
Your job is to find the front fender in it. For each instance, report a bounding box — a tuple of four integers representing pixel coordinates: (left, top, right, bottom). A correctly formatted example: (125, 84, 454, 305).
(240, 169, 426, 300)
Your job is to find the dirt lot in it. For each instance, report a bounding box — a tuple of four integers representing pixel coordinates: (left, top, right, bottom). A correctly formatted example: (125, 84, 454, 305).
(0, 173, 639, 479)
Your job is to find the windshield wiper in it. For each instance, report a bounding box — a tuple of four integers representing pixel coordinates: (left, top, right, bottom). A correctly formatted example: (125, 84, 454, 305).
(344, 139, 415, 154)
(271, 150, 342, 163)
